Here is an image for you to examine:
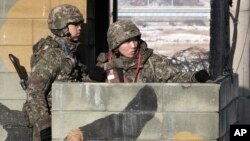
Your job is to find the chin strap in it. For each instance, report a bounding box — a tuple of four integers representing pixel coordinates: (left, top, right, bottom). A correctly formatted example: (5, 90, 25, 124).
(60, 38, 69, 56)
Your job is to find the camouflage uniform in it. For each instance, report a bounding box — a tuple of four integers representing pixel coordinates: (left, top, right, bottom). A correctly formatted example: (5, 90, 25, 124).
(67, 20, 210, 141)
(97, 20, 198, 83)
(23, 4, 89, 141)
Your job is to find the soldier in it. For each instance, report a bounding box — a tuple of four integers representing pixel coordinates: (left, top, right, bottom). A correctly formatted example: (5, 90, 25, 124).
(96, 20, 209, 83)
(66, 20, 210, 141)
(23, 4, 105, 141)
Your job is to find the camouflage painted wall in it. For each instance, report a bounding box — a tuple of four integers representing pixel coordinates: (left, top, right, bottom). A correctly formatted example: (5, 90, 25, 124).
(52, 75, 238, 141)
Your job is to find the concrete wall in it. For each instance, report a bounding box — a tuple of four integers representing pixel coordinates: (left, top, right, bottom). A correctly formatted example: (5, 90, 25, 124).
(0, 73, 239, 141)
(232, 0, 250, 93)
(52, 75, 238, 141)
(230, 0, 250, 124)
(0, 73, 31, 140)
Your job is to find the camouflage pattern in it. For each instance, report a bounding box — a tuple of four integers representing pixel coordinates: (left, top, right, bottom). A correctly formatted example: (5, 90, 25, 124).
(170, 47, 209, 72)
(97, 40, 197, 83)
(107, 20, 141, 50)
(48, 4, 84, 37)
(24, 35, 90, 141)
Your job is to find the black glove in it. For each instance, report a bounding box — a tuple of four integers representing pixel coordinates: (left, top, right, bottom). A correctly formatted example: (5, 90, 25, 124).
(40, 127, 51, 141)
(194, 69, 210, 83)
(89, 66, 107, 82)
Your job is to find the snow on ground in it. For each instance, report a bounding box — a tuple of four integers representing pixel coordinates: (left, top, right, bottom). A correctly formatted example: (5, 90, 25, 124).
(135, 21, 210, 56)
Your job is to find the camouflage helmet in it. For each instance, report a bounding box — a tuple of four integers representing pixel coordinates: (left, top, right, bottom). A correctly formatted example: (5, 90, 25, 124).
(107, 20, 141, 50)
(48, 4, 84, 37)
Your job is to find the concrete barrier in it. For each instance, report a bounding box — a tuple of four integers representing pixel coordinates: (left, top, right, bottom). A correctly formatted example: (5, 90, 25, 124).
(52, 75, 239, 141)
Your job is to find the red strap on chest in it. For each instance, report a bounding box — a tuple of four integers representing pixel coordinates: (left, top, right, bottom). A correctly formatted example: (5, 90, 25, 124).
(108, 52, 141, 83)
(134, 53, 141, 82)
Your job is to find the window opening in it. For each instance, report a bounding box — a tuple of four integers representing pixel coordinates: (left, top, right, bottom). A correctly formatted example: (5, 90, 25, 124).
(117, 0, 210, 57)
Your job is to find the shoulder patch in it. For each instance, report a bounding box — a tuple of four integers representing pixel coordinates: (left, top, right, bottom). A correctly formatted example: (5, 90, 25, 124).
(32, 38, 46, 53)
(32, 36, 60, 54)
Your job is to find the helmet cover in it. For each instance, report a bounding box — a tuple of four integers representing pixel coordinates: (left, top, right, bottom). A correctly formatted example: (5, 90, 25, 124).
(48, 4, 84, 36)
(107, 20, 141, 50)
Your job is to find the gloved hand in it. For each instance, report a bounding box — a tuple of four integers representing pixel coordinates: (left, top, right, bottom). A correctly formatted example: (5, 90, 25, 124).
(89, 66, 107, 82)
(40, 127, 51, 141)
(194, 69, 210, 83)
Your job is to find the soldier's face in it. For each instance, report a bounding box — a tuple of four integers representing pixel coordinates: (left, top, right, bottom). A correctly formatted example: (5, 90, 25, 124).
(118, 39, 138, 58)
(68, 22, 82, 41)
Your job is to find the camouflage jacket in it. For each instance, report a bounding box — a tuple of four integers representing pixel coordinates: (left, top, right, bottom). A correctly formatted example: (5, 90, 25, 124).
(26, 35, 90, 109)
(97, 41, 197, 83)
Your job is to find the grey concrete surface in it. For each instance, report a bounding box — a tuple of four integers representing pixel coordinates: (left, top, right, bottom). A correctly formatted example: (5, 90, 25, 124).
(51, 75, 239, 141)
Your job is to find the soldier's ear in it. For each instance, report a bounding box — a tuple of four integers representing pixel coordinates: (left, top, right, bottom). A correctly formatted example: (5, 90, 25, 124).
(113, 49, 120, 57)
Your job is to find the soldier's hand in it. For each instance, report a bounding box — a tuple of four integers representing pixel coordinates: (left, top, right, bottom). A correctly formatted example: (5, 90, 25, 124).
(89, 66, 107, 82)
(194, 69, 210, 83)
(66, 128, 84, 141)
